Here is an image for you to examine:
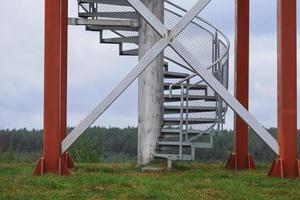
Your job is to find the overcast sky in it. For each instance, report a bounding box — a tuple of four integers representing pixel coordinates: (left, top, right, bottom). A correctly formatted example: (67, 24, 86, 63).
(0, 0, 299, 130)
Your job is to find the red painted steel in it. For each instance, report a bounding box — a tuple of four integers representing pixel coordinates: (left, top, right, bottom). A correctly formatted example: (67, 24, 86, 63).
(268, 0, 300, 178)
(226, 0, 255, 170)
(34, 0, 74, 175)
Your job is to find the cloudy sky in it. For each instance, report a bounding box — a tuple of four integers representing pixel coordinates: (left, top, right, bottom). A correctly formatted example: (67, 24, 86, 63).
(0, 0, 299, 130)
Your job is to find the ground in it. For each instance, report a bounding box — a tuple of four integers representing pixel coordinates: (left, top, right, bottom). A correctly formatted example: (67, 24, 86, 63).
(0, 162, 299, 200)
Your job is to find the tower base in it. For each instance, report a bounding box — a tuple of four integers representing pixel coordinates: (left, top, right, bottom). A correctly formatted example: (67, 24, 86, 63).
(268, 159, 300, 178)
(33, 152, 75, 176)
(226, 153, 255, 170)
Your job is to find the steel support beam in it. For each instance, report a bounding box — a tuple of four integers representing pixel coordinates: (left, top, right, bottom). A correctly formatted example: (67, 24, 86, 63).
(34, 0, 74, 176)
(268, 0, 300, 178)
(226, 0, 255, 170)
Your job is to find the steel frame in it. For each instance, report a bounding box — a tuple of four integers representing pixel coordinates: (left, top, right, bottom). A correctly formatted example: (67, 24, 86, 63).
(34, 0, 74, 175)
(61, 0, 279, 157)
(268, 0, 300, 178)
(226, 0, 255, 170)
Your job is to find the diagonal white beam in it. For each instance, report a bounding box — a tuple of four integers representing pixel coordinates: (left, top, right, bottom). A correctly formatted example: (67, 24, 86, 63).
(171, 0, 211, 36)
(170, 39, 279, 155)
(126, 0, 167, 36)
(61, 38, 169, 153)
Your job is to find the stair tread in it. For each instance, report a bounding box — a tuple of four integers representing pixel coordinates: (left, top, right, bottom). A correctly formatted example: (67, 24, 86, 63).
(164, 71, 189, 79)
(101, 36, 138, 44)
(164, 117, 218, 121)
(79, 11, 138, 20)
(79, 0, 130, 6)
(164, 94, 217, 102)
(86, 24, 139, 31)
(163, 83, 207, 90)
(160, 128, 211, 134)
(157, 141, 213, 148)
(153, 153, 193, 160)
(158, 141, 192, 145)
(120, 48, 138, 56)
(163, 118, 220, 125)
(164, 105, 221, 112)
(69, 18, 139, 27)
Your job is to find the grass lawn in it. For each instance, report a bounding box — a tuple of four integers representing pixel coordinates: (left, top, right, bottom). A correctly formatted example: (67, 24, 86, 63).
(0, 162, 299, 200)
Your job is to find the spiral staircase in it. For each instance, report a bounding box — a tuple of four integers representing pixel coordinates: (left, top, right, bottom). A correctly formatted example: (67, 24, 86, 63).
(71, 0, 230, 163)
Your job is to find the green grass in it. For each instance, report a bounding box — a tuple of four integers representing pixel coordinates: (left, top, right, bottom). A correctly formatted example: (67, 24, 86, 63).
(0, 162, 299, 200)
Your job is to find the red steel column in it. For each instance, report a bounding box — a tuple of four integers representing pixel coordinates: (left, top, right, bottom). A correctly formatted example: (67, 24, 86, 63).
(34, 0, 74, 175)
(226, 0, 255, 170)
(268, 0, 300, 178)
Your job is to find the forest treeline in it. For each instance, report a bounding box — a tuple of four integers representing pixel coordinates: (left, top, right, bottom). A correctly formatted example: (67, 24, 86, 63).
(0, 127, 299, 163)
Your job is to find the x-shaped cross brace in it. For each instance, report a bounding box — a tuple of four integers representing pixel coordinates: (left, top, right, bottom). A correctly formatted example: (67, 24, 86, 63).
(61, 0, 279, 155)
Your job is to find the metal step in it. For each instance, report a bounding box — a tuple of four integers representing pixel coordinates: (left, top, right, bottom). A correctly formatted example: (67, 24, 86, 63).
(164, 105, 221, 114)
(163, 83, 207, 91)
(153, 153, 193, 161)
(158, 141, 192, 146)
(79, 12, 138, 20)
(78, 0, 131, 6)
(163, 71, 189, 79)
(120, 48, 138, 56)
(159, 129, 211, 140)
(69, 18, 139, 30)
(86, 24, 139, 31)
(68, 18, 139, 32)
(163, 118, 220, 125)
(158, 141, 213, 149)
(159, 134, 209, 141)
(160, 128, 211, 135)
(164, 94, 217, 102)
(101, 36, 139, 44)
(156, 145, 192, 154)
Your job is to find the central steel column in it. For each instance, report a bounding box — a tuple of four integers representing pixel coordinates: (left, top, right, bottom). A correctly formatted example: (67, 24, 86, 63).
(138, 0, 164, 165)
(268, 0, 300, 178)
(226, 0, 255, 170)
